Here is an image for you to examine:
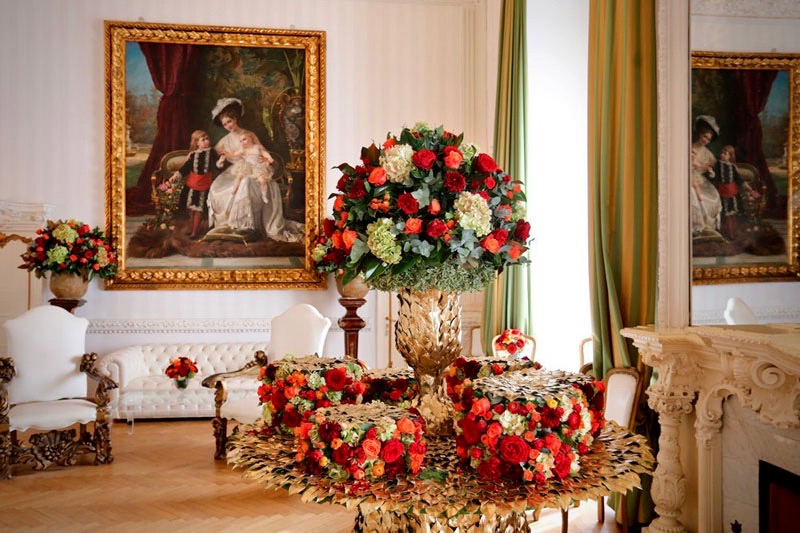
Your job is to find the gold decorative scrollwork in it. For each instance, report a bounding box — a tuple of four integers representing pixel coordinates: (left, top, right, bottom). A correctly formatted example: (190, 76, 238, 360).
(0, 233, 31, 249)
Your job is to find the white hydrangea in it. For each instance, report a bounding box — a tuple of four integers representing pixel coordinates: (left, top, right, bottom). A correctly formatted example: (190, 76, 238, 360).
(380, 144, 415, 185)
(498, 410, 527, 435)
(454, 192, 492, 237)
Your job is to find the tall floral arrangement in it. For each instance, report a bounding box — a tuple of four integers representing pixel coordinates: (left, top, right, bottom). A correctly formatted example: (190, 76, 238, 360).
(19, 219, 117, 281)
(313, 123, 531, 292)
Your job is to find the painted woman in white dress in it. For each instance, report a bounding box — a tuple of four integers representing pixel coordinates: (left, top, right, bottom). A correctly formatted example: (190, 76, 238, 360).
(206, 98, 304, 243)
(690, 115, 723, 238)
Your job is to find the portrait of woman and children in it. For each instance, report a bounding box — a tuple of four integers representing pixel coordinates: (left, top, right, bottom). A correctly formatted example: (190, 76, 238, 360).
(123, 43, 307, 263)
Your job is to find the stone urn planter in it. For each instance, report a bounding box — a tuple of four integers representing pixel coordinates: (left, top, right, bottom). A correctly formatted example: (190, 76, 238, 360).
(49, 273, 89, 299)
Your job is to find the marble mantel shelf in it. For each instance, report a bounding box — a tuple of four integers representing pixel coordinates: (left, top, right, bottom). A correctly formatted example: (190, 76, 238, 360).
(621, 324, 800, 533)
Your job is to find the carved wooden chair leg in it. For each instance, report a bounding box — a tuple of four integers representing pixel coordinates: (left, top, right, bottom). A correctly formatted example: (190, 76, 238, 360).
(561, 508, 569, 532)
(597, 495, 605, 522)
(213, 416, 228, 460)
(94, 419, 113, 464)
(0, 431, 10, 480)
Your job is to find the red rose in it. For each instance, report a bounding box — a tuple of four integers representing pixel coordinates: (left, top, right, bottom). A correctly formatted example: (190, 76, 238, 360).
(347, 178, 366, 199)
(412, 149, 437, 170)
(553, 451, 572, 479)
(426, 219, 448, 238)
(484, 177, 497, 189)
(271, 389, 288, 410)
(499, 435, 529, 464)
(444, 171, 466, 193)
(568, 411, 581, 430)
(474, 153, 498, 173)
(459, 414, 482, 445)
(332, 443, 353, 465)
(477, 456, 503, 480)
(493, 228, 509, 247)
(514, 220, 531, 241)
(323, 218, 336, 238)
(336, 174, 349, 191)
(380, 438, 405, 464)
(384, 458, 406, 477)
(397, 193, 420, 215)
(325, 367, 350, 391)
(318, 420, 342, 442)
(282, 408, 302, 428)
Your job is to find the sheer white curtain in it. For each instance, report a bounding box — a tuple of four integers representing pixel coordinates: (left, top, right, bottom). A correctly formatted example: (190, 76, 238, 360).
(527, 1, 591, 371)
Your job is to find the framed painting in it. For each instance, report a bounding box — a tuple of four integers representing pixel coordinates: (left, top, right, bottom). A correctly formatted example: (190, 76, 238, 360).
(104, 21, 326, 289)
(691, 51, 799, 284)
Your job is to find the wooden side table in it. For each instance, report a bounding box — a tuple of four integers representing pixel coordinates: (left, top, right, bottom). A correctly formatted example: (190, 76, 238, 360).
(49, 298, 85, 314)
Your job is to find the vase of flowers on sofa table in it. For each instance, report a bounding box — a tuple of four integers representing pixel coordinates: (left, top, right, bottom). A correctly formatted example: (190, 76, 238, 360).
(313, 122, 532, 436)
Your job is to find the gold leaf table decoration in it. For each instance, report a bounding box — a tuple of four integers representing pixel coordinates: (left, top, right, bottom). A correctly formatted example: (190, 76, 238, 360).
(228, 420, 653, 532)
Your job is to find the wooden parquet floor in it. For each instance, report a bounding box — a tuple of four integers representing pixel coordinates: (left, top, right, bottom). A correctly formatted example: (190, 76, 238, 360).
(0, 420, 624, 532)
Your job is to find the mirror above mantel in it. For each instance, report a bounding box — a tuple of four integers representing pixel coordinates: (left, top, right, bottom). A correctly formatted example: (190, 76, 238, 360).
(687, 0, 800, 326)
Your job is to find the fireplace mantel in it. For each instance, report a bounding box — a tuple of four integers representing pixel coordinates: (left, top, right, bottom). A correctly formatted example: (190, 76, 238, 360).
(621, 324, 800, 533)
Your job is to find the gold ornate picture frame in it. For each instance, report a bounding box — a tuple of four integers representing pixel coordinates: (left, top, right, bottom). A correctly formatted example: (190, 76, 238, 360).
(104, 21, 326, 290)
(691, 51, 799, 284)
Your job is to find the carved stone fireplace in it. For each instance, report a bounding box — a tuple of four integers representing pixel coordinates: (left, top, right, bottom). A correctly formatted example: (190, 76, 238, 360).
(621, 324, 800, 532)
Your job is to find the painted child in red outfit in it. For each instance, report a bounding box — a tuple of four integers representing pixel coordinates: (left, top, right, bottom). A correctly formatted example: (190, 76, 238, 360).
(170, 130, 224, 239)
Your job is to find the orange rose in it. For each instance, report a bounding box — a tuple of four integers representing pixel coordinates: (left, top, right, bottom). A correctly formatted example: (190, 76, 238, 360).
(481, 235, 501, 253)
(486, 422, 503, 439)
(333, 194, 345, 211)
(444, 150, 464, 169)
(544, 433, 562, 454)
(428, 198, 441, 215)
(410, 453, 424, 474)
(342, 229, 358, 251)
(361, 438, 381, 460)
(404, 218, 423, 234)
(397, 417, 416, 434)
(372, 462, 385, 477)
(368, 167, 387, 185)
(507, 244, 523, 260)
(331, 231, 343, 249)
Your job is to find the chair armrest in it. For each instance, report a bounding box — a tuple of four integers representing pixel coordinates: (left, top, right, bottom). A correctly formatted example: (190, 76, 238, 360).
(202, 351, 268, 416)
(81, 353, 119, 408)
(0, 357, 15, 424)
(201, 350, 269, 388)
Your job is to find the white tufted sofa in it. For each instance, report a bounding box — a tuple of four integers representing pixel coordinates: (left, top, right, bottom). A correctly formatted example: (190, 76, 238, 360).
(95, 342, 268, 422)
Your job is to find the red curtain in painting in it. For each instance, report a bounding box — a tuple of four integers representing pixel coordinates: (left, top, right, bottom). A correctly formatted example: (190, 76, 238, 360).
(128, 43, 200, 212)
(733, 69, 779, 212)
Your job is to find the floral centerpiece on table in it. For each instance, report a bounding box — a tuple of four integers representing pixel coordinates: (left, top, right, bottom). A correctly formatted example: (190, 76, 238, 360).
(361, 368, 419, 408)
(19, 219, 117, 281)
(296, 403, 427, 484)
(445, 356, 540, 405)
(453, 369, 603, 485)
(164, 356, 198, 389)
(257, 356, 367, 435)
(312, 122, 531, 292)
(493, 328, 531, 356)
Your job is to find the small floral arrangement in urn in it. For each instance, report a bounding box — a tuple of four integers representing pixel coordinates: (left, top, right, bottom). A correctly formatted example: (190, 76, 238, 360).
(493, 328, 531, 356)
(164, 356, 199, 389)
(19, 219, 117, 281)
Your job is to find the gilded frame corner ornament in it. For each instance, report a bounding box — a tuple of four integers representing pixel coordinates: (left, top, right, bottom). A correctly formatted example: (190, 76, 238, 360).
(104, 20, 326, 290)
(691, 51, 799, 285)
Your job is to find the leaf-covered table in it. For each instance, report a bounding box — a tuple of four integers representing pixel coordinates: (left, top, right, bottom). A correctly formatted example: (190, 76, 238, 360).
(228, 420, 653, 532)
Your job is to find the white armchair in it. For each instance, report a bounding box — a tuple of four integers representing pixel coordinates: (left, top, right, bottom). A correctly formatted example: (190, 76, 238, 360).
(723, 297, 759, 325)
(203, 304, 332, 459)
(0, 305, 117, 479)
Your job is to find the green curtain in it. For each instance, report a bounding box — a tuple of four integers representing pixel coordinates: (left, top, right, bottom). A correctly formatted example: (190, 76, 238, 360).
(482, 0, 532, 354)
(588, 0, 658, 526)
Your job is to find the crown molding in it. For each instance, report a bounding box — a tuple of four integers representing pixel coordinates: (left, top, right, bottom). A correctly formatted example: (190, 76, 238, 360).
(86, 316, 367, 335)
(0, 200, 54, 234)
(692, 0, 800, 19)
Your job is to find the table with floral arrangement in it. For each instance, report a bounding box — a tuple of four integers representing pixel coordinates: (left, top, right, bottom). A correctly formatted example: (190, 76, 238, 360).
(227, 367, 653, 532)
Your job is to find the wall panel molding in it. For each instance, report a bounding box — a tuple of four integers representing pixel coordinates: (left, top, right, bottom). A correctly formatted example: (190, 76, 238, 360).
(692, 0, 800, 19)
(87, 316, 365, 335)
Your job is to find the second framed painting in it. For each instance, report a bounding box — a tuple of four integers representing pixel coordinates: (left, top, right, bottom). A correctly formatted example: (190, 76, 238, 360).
(691, 51, 799, 284)
(105, 21, 326, 289)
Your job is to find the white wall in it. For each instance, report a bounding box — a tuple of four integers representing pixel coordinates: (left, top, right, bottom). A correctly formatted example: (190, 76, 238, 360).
(690, 6, 800, 324)
(0, 0, 499, 366)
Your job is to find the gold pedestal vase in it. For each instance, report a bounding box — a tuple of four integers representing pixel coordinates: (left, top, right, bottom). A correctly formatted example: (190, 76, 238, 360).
(49, 273, 89, 300)
(394, 288, 462, 437)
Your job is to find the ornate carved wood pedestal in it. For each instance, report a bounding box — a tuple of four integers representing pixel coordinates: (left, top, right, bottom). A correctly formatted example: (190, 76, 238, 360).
(338, 297, 366, 361)
(49, 298, 85, 314)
